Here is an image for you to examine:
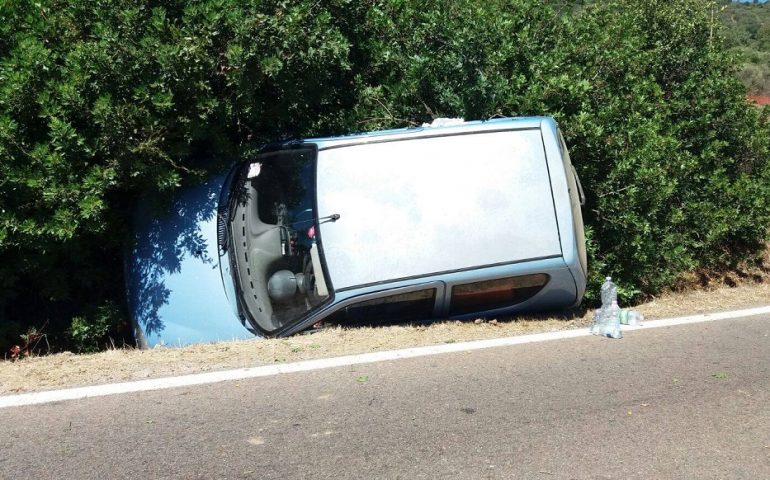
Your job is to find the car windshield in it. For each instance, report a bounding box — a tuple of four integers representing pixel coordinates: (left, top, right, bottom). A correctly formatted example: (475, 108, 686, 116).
(228, 147, 330, 334)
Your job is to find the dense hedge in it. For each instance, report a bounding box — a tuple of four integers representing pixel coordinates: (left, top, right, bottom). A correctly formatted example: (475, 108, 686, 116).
(1, 0, 769, 352)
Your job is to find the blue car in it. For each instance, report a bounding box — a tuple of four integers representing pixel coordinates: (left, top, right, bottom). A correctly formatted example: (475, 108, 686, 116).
(126, 117, 587, 348)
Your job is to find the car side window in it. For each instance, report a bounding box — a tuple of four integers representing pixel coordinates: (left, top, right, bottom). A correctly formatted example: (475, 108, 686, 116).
(449, 274, 549, 316)
(329, 289, 437, 325)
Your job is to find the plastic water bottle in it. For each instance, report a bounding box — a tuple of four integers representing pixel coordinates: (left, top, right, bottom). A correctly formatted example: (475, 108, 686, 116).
(600, 276, 617, 306)
(619, 309, 644, 326)
(601, 300, 622, 339)
(591, 277, 617, 336)
(590, 308, 603, 335)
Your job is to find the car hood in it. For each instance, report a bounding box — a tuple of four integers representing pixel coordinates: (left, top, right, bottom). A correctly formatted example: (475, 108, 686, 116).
(125, 173, 255, 348)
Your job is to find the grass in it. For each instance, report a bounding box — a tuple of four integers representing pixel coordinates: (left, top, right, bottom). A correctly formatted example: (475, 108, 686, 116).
(2, 280, 770, 395)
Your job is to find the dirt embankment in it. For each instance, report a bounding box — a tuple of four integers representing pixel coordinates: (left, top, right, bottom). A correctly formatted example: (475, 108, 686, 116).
(2, 282, 770, 395)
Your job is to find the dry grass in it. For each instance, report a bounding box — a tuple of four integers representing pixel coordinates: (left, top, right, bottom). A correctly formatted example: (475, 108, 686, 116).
(3, 281, 770, 395)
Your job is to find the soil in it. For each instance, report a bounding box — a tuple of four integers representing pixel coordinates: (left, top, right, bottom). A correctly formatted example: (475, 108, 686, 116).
(2, 281, 770, 395)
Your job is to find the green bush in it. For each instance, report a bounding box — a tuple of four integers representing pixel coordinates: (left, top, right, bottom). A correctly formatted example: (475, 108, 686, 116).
(1, 0, 769, 352)
(69, 302, 122, 353)
(0, 0, 364, 351)
(543, 1, 770, 300)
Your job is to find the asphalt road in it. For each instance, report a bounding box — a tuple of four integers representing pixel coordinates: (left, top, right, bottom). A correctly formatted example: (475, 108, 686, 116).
(1, 316, 769, 480)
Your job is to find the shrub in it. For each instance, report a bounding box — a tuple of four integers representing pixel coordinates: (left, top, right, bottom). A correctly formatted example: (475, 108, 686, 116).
(549, 1, 770, 300)
(69, 302, 122, 353)
(0, 0, 363, 351)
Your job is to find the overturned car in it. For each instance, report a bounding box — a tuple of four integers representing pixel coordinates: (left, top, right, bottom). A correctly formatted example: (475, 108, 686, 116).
(126, 117, 587, 348)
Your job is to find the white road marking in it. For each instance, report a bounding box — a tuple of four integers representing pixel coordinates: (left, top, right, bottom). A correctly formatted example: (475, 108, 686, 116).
(2, 305, 769, 409)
